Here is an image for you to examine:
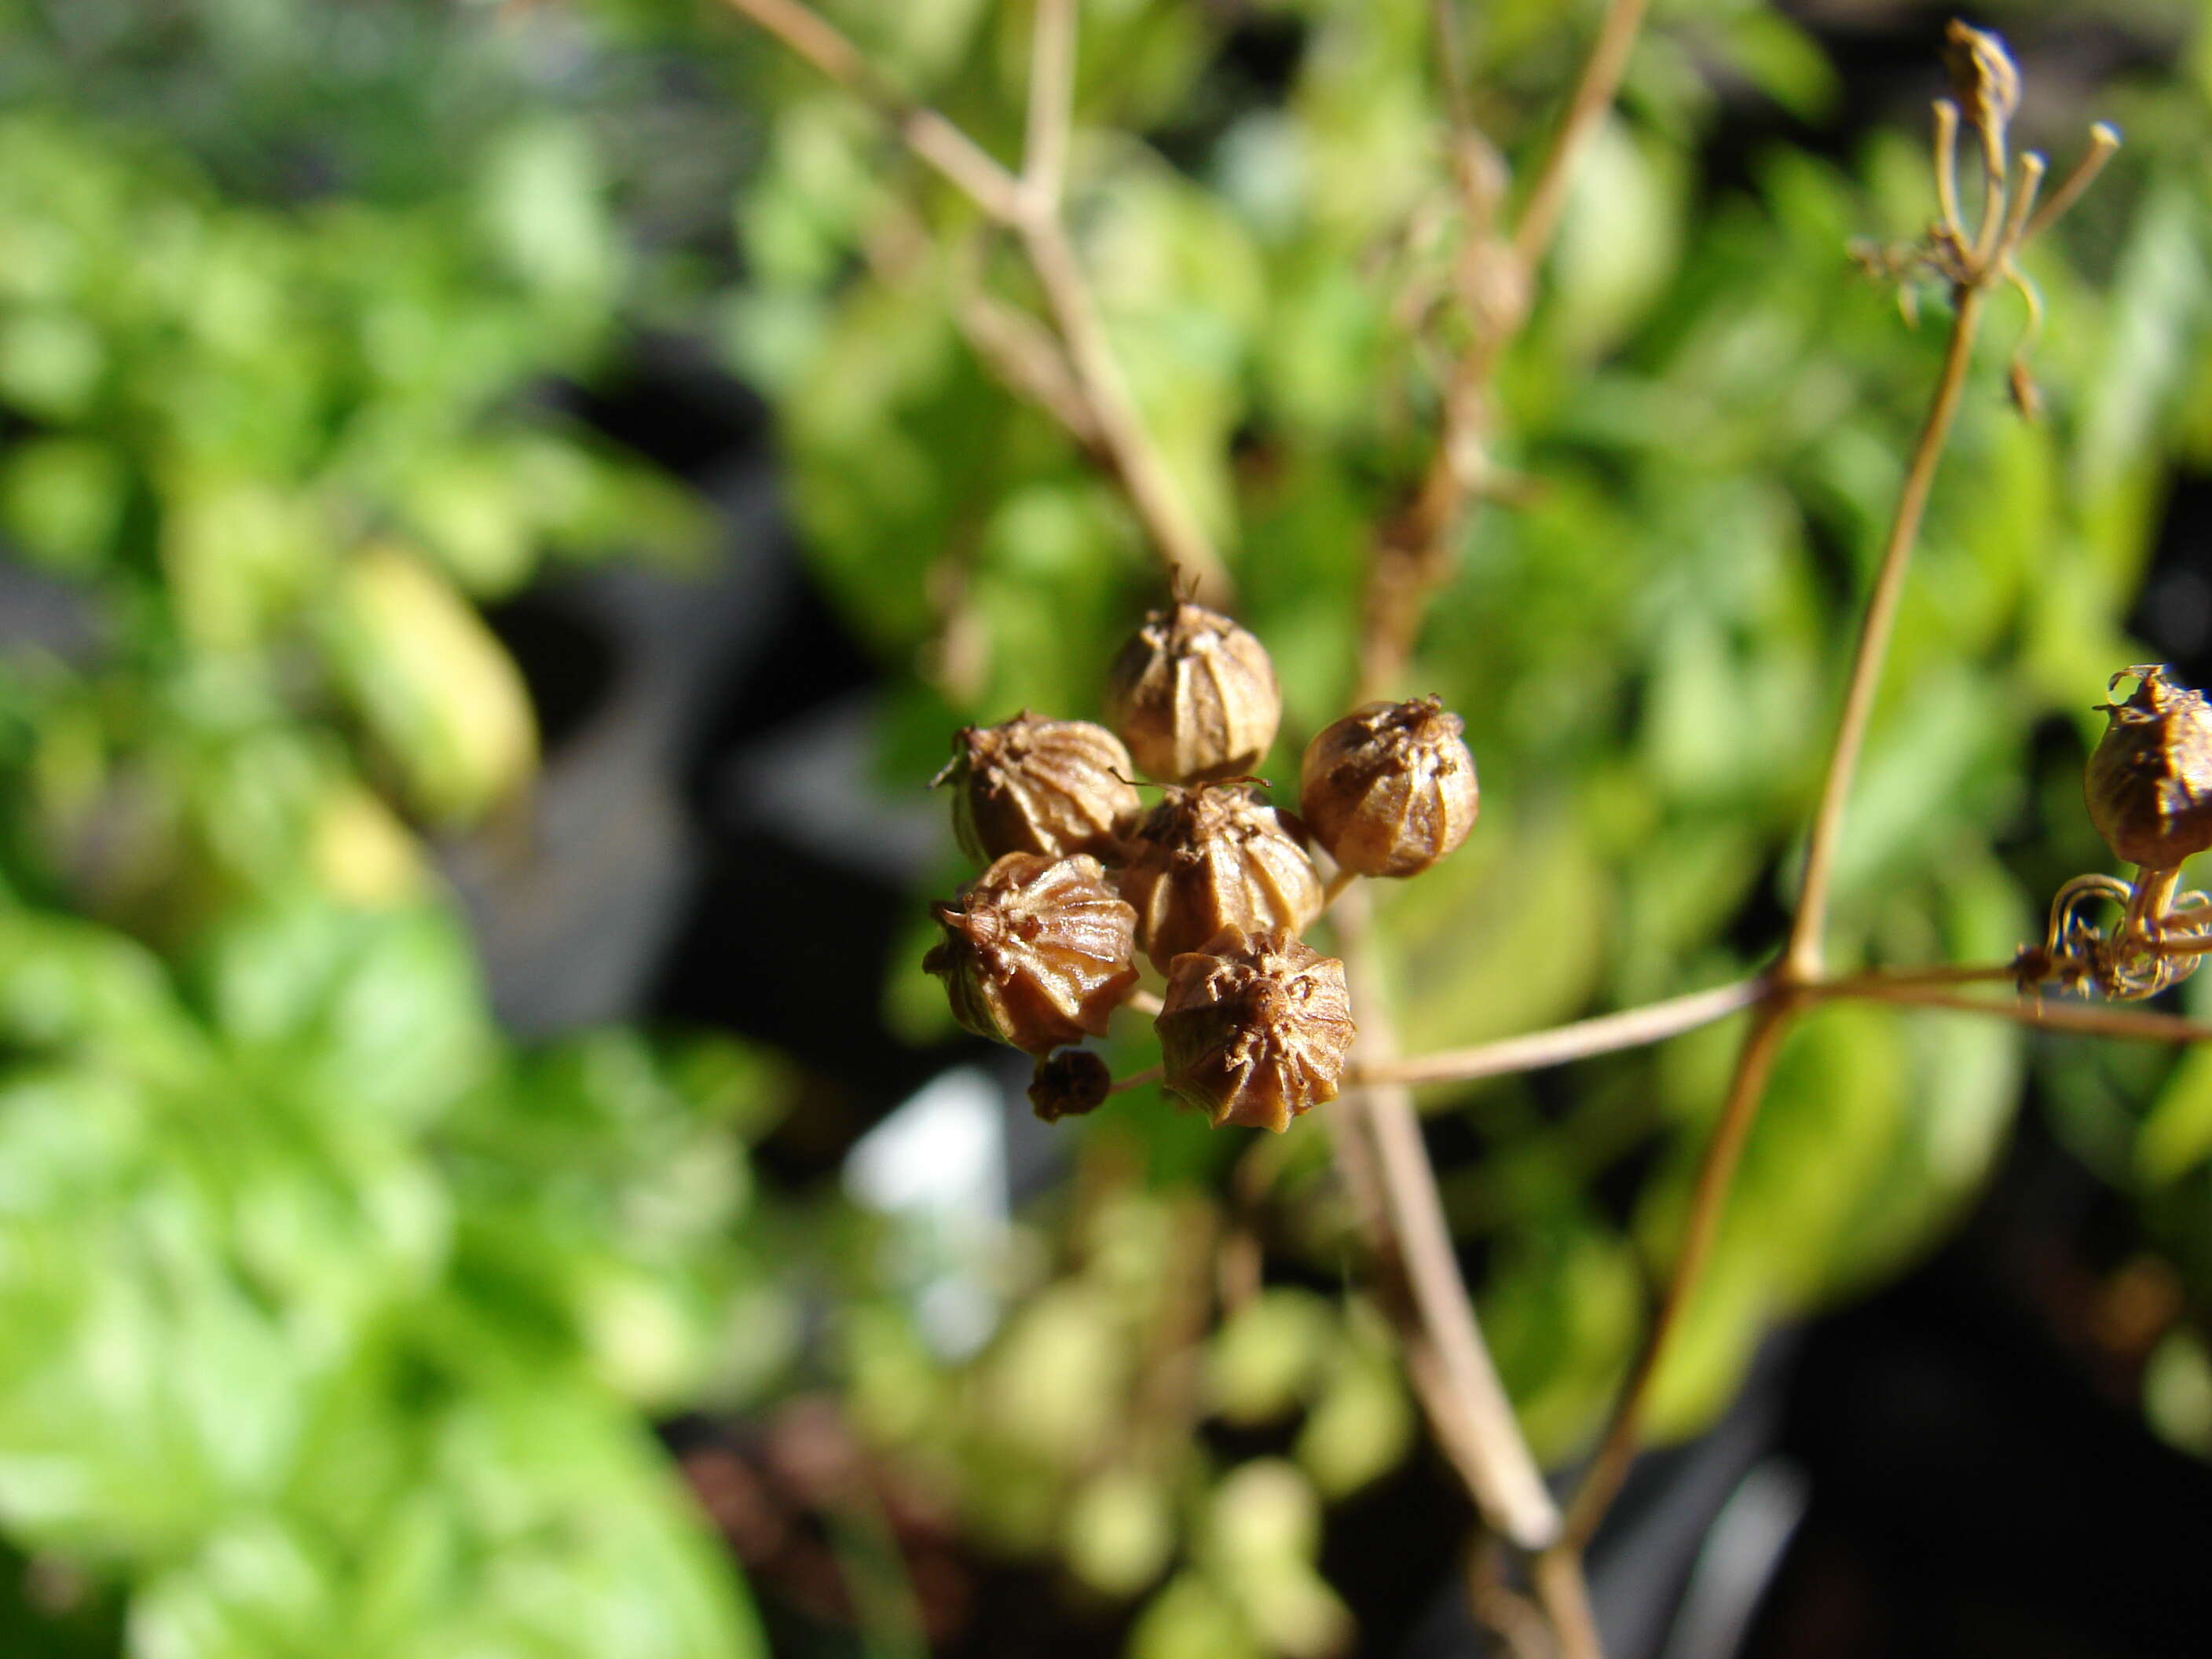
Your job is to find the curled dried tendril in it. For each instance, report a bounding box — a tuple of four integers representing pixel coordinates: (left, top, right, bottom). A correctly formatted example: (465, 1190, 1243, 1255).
(2017, 870, 2212, 1002)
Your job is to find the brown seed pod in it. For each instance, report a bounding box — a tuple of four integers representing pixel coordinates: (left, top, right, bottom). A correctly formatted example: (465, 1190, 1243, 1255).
(1027, 1049, 1113, 1123)
(1104, 602, 1281, 783)
(925, 853, 1140, 1054)
(1155, 926, 1356, 1133)
(2086, 665, 2212, 869)
(1116, 783, 1324, 972)
(935, 713, 1141, 865)
(1299, 695, 1480, 877)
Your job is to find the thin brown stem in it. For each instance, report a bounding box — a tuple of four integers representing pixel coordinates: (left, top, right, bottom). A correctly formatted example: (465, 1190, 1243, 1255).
(1784, 282, 1988, 980)
(1357, 0, 1649, 702)
(1333, 885, 1563, 1553)
(2021, 123, 2121, 245)
(716, 0, 1023, 222)
(1511, 0, 1652, 269)
(1531, 1547, 1605, 1659)
(1821, 980, 2212, 1043)
(1562, 999, 1795, 1548)
(1022, 0, 1076, 208)
(1016, 216, 1234, 604)
(1106, 1063, 1163, 1095)
(1348, 977, 1763, 1088)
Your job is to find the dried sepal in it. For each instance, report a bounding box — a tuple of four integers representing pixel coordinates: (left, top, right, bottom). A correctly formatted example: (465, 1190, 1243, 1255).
(936, 713, 1140, 865)
(1116, 783, 1324, 972)
(1155, 926, 1356, 1133)
(1027, 1049, 1112, 1123)
(1299, 695, 1479, 877)
(925, 852, 1140, 1055)
(1104, 602, 1281, 784)
(2085, 665, 2212, 870)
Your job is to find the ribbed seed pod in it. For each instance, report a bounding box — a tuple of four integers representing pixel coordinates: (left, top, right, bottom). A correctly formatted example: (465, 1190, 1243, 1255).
(2086, 665, 2212, 869)
(1104, 602, 1281, 783)
(1156, 926, 1356, 1133)
(1117, 784, 1324, 972)
(1299, 695, 1480, 877)
(925, 853, 1140, 1054)
(936, 713, 1140, 864)
(1027, 1049, 1113, 1123)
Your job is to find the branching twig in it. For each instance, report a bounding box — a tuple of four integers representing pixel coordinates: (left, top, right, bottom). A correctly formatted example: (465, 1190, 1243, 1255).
(1358, 0, 1648, 701)
(720, 0, 1234, 605)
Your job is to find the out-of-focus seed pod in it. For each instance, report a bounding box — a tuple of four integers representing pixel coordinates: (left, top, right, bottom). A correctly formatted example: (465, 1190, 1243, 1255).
(1156, 926, 1356, 1133)
(925, 853, 1139, 1054)
(2086, 665, 2212, 869)
(1117, 784, 1323, 972)
(1104, 602, 1281, 783)
(1299, 695, 1480, 877)
(936, 713, 1140, 864)
(1027, 1049, 1113, 1123)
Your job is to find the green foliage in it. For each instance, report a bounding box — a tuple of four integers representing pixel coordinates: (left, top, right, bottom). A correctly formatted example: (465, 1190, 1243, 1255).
(0, 895, 779, 1657)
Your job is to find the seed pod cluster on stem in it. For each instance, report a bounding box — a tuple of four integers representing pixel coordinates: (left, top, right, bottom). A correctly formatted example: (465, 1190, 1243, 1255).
(923, 598, 1485, 1129)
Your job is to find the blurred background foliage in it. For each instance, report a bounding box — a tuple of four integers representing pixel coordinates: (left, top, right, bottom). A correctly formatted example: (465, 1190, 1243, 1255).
(2, 0, 2212, 1655)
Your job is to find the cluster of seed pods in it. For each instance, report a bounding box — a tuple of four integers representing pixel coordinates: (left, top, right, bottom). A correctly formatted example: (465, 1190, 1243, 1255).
(925, 602, 1481, 1132)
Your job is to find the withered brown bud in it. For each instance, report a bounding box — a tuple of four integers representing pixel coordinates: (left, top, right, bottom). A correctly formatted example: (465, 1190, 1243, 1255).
(1027, 1049, 1112, 1123)
(935, 713, 1140, 865)
(2086, 665, 2212, 870)
(1299, 695, 1479, 878)
(1156, 926, 1356, 1133)
(1117, 783, 1324, 972)
(1104, 602, 1281, 783)
(925, 853, 1140, 1054)
(1944, 20, 2020, 137)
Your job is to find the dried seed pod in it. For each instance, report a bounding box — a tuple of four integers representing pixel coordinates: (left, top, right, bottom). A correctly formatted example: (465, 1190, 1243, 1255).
(925, 853, 1140, 1054)
(1156, 926, 1356, 1133)
(1027, 1049, 1112, 1123)
(1104, 602, 1281, 783)
(2086, 665, 2212, 869)
(1117, 783, 1324, 972)
(935, 713, 1140, 865)
(1299, 695, 1480, 877)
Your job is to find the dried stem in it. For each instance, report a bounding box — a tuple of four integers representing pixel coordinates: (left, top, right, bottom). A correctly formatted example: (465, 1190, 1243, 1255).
(1349, 977, 1763, 1088)
(1825, 980, 2212, 1043)
(1016, 218, 1233, 604)
(2023, 123, 2121, 244)
(716, 0, 1023, 222)
(1357, 0, 1650, 703)
(1511, 0, 1652, 269)
(1784, 283, 1989, 980)
(1331, 885, 1563, 1553)
(720, 0, 1233, 606)
(1022, 0, 1076, 209)
(1560, 999, 1794, 1549)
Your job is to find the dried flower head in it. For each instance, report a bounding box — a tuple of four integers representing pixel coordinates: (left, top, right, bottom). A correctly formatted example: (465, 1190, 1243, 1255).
(925, 852, 1140, 1054)
(1944, 20, 2020, 139)
(935, 713, 1140, 865)
(1027, 1049, 1112, 1123)
(1116, 782, 1324, 972)
(1155, 926, 1356, 1132)
(1104, 602, 1281, 783)
(2085, 665, 2212, 870)
(1299, 695, 1479, 877)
